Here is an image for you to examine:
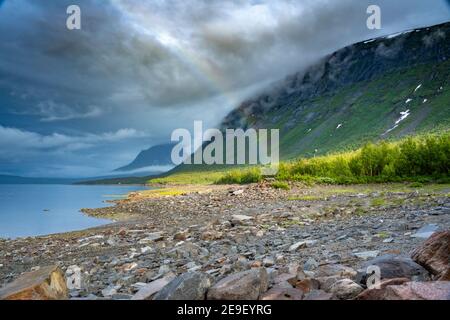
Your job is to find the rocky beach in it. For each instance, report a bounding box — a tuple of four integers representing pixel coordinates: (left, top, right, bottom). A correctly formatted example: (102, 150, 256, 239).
(0, 183, 449, 300)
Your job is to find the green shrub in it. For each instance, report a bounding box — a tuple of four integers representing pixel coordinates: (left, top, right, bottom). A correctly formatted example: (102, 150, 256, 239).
(216, 167, 262, 184)
(215, 132, 449, 185)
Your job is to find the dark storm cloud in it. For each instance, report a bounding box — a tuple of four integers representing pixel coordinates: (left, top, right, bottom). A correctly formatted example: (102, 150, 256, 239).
(0, 0, 449, 176)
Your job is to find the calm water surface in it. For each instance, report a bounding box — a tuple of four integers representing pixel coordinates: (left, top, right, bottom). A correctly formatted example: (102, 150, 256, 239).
(0, 184, 147, 239)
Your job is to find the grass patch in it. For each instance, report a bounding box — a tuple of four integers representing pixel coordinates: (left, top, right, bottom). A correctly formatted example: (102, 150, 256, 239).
(149, 170, 227, 185)
(211, 132, 449, 186)
(216, 168, 263, 185)
(371, 198, 387, 207)
(288, 195, 324, 201)
(271, 181, 290, 190)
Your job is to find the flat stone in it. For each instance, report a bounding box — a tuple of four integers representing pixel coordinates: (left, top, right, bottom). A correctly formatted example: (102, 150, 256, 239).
(131, 275, 175, 300)
(358, 281, 450, 300)
(0, 265, 68, 300)
(154, 272, 212, 300)
(139, 232, 165, 243)
(288, 240, 316, 252)
(354, 250, 380, 260)
(411, 224, 439, 239)
(231, 190, 244, 196)
(231, 215, 253, 225)
(207, 268, 269, 300)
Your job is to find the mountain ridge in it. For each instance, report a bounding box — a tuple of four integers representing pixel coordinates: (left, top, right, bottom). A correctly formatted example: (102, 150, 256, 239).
(220, 21, 450, 159)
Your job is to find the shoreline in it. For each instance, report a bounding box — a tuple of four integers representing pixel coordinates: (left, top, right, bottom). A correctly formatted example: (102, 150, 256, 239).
(1, 182, 449, 299)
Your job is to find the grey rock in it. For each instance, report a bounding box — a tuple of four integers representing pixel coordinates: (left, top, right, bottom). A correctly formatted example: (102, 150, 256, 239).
(357, 255, 430, 286)
(154, 272, 212, 300)
(354, 250, 380, 260)
(207, 268, 269, 300)
(411, 224, 439, 239)
(132, 276, 176, 300)
(303, 258, 319, 271)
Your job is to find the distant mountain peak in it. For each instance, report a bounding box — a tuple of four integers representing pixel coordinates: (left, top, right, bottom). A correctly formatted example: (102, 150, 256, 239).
(114, 143, 175, 172)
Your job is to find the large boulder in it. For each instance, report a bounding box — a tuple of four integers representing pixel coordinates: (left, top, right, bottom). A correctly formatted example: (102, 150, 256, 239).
(358, 281, 450, 300)
(0, 266, 68, 300)
(411, 231, 450, 281)
(153, 272, 212, 300)
(356, 255, 430, 285)
(207, 268, 269, 300)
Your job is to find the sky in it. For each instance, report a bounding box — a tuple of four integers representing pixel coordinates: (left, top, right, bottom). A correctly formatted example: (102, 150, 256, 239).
(0, 0, 449, 177)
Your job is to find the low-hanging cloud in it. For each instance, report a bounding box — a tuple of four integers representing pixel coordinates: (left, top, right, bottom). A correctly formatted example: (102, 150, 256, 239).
(0, 0, 449, 176)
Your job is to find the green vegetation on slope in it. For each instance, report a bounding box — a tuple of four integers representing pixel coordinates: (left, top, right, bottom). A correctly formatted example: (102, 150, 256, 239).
(268, 60, 450, 159)
(150, 132, 449, 185)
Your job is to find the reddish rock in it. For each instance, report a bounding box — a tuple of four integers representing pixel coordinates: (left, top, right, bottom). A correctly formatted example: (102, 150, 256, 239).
(356, 278, 410, 300)
(385, 281, 450, 300)
(358, 281, 450, 300)
(250, 261, 262, 268)
(411, 231, 450, 280)
(201, 230, 223, 241)
(315, 264, 357, 279)
(293, 278, 320, 293)
(0, 266, 68, 300)
(174, 231, 188, 241)
(260, 287, 304, 300)
(117, 228, 127, 237)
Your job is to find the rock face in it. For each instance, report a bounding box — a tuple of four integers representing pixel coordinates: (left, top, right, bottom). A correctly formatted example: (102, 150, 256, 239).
(0, 266, 68, 300)
(154, 272, 212, 300)
(358, 281, 450, 300)
(411, 231, 450, 281)
(207, 268, 269, 300)
(357, 255, 430, 285)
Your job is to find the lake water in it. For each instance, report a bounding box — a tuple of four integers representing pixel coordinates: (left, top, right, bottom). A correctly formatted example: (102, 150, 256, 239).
(0, 184, 147, 239)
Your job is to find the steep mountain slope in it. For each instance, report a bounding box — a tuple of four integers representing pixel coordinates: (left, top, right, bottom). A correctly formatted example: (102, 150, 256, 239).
(221, 21, 450, 160)
(114, 143, 174, 172)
